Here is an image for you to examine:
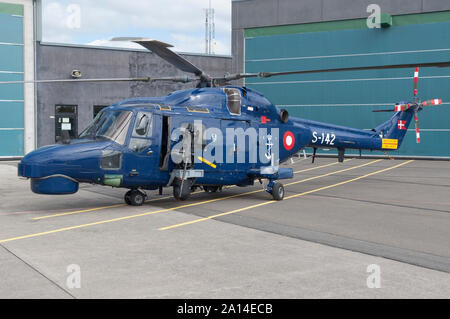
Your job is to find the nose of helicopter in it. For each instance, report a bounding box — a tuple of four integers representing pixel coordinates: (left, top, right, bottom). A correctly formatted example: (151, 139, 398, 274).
(18, 140, 110, 194)
(18, 144, 61, 177)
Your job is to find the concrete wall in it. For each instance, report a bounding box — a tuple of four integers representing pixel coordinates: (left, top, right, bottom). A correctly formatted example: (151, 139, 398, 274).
(36, 43, 231, 147)
(232, 0, 450, 74)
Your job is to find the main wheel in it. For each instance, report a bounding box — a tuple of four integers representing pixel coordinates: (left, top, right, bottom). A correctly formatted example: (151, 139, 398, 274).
(124, 191, 132, 205)
(271, 182, 284, 201)
(125, 190, 146, 206)
(173, 181, 191, 201)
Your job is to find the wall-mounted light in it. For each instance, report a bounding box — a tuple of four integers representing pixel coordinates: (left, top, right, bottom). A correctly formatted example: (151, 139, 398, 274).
(71, 70, 82, 78)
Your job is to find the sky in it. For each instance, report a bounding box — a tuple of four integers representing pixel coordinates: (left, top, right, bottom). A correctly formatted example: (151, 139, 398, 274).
(41, 0, 232, 55)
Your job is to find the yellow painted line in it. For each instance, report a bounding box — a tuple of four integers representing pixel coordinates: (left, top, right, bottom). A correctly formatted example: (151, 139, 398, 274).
(2, 184, 284, 243)
(1, 159, 362, 243)
(198, 156, 217, 169)
(32, 203, 125, 220)
(292, 160, 350, 175)
(32, 160, 343, 220)
(32, 195, 172, 220)
(293, 160, 340, 173)
(1, 197, 240, 243)
(285, 159, 364, 187)
(159, 160, 412, 231)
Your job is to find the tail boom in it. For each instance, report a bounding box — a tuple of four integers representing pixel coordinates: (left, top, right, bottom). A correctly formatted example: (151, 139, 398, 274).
(292, 110, 414, 153)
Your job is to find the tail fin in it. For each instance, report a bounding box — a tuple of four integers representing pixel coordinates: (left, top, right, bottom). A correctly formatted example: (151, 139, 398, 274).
(373, 110, 414, 148)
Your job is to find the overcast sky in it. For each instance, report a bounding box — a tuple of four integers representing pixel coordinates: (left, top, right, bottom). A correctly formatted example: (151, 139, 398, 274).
(41, 0, 232, 55)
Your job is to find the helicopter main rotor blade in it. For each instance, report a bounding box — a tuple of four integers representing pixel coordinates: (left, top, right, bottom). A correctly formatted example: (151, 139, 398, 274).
(372, 109, 396, 112)
(112, 37, 210, 81)
(0, 75, 197, 84)
(224, 61, 450, 82)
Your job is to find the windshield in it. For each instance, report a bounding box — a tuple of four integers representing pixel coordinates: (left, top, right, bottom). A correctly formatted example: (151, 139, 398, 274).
(79, 110, 133, 145)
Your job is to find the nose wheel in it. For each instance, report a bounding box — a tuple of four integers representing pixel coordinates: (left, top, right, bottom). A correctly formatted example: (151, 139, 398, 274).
(266, 181, 284, 201)
(124, 189, 147, 206)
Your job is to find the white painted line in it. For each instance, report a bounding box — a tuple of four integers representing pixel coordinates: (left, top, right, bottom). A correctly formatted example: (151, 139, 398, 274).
(406, 129, 450, 132)
(278, 102, 450, 107)
(0, 42, 23, 46)
(0, 128, 24, 130)
(0, 70, 24, 74)
(246, 48, 450, 63)
(247, 75, 450, 85)
(280, 103, 392, 107)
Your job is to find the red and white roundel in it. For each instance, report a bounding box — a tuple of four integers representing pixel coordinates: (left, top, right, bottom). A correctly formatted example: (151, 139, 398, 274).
(283, 131, 295, 151)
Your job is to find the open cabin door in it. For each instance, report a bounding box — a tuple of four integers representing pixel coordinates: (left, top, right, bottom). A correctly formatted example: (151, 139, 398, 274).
(158, 115, 171, 171)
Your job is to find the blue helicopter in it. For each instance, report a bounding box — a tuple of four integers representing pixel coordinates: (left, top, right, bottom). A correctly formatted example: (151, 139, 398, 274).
(17, 38, 446, 206)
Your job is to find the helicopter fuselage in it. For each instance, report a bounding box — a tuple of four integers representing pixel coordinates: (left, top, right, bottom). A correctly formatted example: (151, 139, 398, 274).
(14, 36, 439, 204)
(18, 86, 412, 198)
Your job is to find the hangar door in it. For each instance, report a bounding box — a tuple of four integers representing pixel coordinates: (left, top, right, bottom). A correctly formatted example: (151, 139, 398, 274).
(244, 11, 450, 157)
(0, 2, 24, 157)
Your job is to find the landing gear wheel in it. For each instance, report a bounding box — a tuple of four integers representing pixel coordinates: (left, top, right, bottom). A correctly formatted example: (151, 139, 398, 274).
(125, 190, 146, 206)
(271, 182, 284, 201)
(124, 191, 132, 205)
(173, 181, 191, 201)
(204, 186, 220, 193)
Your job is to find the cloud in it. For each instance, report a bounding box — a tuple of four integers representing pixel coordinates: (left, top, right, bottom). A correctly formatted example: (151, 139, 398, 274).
(169, 33, 229, 55)
(41, 0, 231, 55)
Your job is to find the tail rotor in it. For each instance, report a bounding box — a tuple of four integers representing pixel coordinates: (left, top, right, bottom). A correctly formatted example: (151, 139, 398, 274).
(372, 67, 442, 143)
(413, 67, 419, 99)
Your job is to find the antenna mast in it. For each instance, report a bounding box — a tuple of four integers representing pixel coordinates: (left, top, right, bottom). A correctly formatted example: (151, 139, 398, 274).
(204, 0, 215, 54)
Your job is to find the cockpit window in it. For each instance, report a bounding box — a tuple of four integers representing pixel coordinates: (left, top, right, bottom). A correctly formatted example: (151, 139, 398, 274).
(79, 110, 132, 145)
(129, 112, 153, 152)
(224, 88, 241, 115)
(133, 112, 152, 137)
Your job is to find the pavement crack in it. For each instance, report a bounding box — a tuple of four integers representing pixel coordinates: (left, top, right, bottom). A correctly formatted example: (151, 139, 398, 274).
(0, 244, 76, 299)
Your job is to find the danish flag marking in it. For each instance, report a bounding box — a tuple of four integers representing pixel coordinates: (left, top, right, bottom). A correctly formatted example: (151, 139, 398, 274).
(397, 120, 407, 130)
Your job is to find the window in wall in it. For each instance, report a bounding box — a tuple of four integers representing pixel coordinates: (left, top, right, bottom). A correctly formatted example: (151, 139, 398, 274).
(55, 105, 77, 142)
(94, 105, 108, 118)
